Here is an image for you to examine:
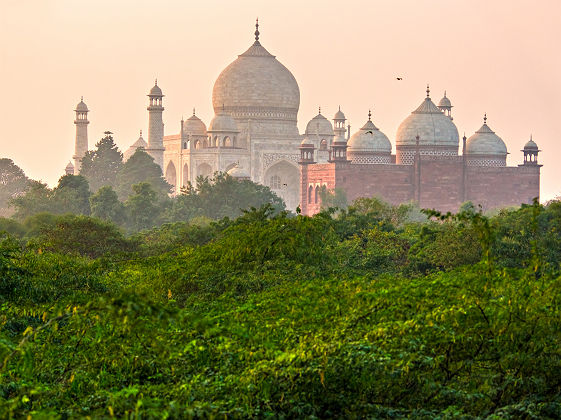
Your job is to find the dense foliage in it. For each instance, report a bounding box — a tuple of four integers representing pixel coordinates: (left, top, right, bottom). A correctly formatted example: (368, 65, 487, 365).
(0, 159, 30, 216)
(1, 197, 561, 418)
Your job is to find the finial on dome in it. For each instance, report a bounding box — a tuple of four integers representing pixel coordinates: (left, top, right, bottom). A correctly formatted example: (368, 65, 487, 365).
(338, 105, 341, 111)
(483, 113, 487, 124)
(254, 18, 260, 42)
(222, 103, 225, 111)
(444, 90, 447, 98)
(368, 109, 372, 121)
(155, 78, 158, 86)
(80, 96, 83, 101)
(318, 106, 321, 115)
(193, 107, 196, 116)
(426, 84, 430, 98)
(530, 133, 533, 140)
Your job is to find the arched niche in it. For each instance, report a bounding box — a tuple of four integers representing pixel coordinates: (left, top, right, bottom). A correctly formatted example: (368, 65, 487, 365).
(182, 163, 189, 186)
(264, 160, 300, 211)
(165, 161, 177, 191)
(197, 163, 213, 178)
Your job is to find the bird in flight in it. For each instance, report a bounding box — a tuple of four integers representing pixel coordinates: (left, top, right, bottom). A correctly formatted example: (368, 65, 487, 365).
(396, 77, 403, 80)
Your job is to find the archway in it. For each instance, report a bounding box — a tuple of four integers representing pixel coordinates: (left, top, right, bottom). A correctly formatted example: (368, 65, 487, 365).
(182, 163, 189, 186)
(264, 160, 300, 211)
(165, 161, 177, 192)
(197, 163, 213, 178)
(224, 162, 237, 173)
(224, 136, 232, 148)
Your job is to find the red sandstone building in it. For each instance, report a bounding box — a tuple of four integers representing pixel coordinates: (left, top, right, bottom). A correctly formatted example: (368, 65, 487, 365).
(299, 88, 541, 215)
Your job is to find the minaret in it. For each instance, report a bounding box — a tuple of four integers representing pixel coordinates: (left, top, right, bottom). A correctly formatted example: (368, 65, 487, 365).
(73, 97, 89, 174)
(333, 106, 346, 139)
(146, 79, 165, 169)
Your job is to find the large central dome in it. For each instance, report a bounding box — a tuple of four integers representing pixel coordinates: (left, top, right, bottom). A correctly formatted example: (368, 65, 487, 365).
(212, 28, 300, 122)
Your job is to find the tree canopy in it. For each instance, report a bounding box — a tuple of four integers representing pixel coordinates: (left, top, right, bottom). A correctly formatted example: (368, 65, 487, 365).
(116, 148, 170, 200)
(79, 131, 124, 191)
(1, 197, 561, 418)
(0, 158, 29, 215)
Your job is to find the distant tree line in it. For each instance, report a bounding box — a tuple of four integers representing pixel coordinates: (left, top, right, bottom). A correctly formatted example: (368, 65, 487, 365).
(0, 132, 285, 232)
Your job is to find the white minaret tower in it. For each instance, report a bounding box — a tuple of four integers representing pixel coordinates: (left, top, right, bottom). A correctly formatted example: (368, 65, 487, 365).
(146, 79, 165, 169)
(73, 97, 89, 174)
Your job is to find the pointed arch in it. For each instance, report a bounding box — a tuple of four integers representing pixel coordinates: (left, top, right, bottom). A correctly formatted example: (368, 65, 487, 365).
(308, 185, 313, 203)
(263, 159, 300, 211)
(165, 161, 177, 192)
(182, 163, 189, 186)
(197, 163, 213, 178)
(314, 185, 319, 204)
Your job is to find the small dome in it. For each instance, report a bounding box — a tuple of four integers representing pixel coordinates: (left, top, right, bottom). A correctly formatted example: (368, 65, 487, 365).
(149, 81, 163, 96)
(75, 98, 88, 112)
(438, 91, 452, 108)
(347, 114, 391, 154)
(208, 111, 239, 132)
(65, 161, 74, 170)
(396, 89, 459, 148)
(227, 163, 250, 179)
(334, 107, 346, 120)
(466, 117, 507, 155)
(183, 113, 207, 135)
(305, 112, 334, 136)
(332, 134, 347, 144)
(124, 131, 148, 161)
(300, 137, 314, 147)
(524, 137, 539, 151)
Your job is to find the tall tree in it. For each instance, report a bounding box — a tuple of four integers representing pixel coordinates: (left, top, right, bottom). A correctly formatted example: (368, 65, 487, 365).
(52, 174, 91, 215)
(10, 181, 53, 220)
(124, 182, 160, 231)
(0, 158, 30, 215)
(90, 185, 125, 225)
(80, 131, 124, 192)
(116, 149, 170, 200)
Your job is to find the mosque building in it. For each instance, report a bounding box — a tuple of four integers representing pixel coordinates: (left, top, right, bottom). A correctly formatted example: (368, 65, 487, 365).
(69, 21, 541, 214)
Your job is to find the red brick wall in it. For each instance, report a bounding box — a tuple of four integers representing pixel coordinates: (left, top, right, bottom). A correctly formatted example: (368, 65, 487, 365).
(335, 164, 414, 206)
(417, 157, 463, 212)
(300, 159, 541, 216)
(466, 165, 540, 210)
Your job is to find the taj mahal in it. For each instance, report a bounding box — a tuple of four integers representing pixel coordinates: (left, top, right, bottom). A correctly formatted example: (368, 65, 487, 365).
(68, 21, 541, 214)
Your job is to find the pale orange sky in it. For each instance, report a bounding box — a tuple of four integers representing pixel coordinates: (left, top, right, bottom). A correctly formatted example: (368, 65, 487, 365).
(1, 0, 560, 200)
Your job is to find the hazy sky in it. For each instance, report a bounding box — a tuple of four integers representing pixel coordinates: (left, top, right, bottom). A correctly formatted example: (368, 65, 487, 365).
(1, 0, 560, 200)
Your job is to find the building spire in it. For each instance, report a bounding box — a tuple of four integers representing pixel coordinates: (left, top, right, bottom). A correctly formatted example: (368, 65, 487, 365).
(80, 96, 83, 101)
(140, 129, 142, 137)
(368, 109, 372, 121)
(426, 84, 430, 98)
(483, 113, 487, 124)
(155, 78, 158, 86)
(193, 107, 196, 116)
(254, 18, 260, 43)
(318, 106, 321, 114)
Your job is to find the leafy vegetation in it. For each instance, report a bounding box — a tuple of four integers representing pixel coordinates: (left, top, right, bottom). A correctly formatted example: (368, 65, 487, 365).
(1, 195, 561, 418)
